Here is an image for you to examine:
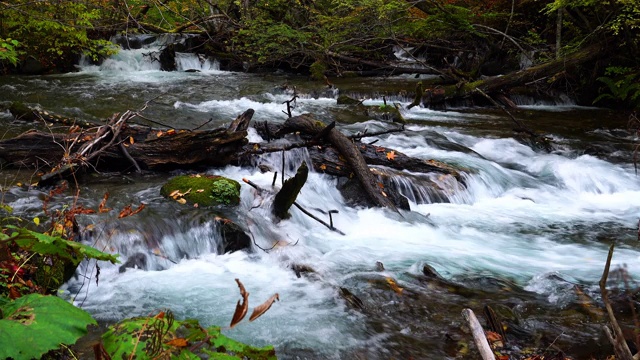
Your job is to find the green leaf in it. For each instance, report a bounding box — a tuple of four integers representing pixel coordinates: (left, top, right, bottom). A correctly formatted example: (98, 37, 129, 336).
(102, 312, 277, 359)
(0, 294, 96, 360)
(6, 227, 119, 265)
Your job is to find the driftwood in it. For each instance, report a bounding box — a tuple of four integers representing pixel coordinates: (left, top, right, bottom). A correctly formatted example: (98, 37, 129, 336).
(461, 308, 495, 360)
(278, 114, 399, 212)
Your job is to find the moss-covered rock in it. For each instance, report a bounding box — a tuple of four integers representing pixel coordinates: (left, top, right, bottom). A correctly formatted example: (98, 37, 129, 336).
(160, 174, 241, 206)
(337, 95, 361, 105)
(363, 104, 406, 123)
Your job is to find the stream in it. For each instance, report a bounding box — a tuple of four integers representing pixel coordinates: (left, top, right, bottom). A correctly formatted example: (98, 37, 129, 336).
(1, 37, 640, 359)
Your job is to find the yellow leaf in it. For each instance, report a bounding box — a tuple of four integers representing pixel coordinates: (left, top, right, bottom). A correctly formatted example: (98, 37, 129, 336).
(320, 164, 327, 171)
(169, 190, 181, 197)
(176, 198, 187, 204)
(253, 144, 260, 150)
(166, 129, 176, 135)
(385, 277, 403, 294)
(129, 136, 134, 144)
(386, 151, 396, 160)
(165, 338, 188, 347)
(157, 131, 164, 137)
(33, 217, 40, 226)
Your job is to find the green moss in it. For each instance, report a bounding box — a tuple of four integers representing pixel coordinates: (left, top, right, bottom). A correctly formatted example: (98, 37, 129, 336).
(309, 60, 327, 81)
(160, 175, 241, 206)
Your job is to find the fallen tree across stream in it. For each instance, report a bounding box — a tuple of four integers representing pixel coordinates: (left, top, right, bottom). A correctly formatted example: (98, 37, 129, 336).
(0, 104, 464, 211)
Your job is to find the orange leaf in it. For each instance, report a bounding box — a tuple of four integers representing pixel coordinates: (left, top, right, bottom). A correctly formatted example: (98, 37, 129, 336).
(165, 338, 188, 347)
(166, 129, 176, 135)
(230, 279, 249, 328)
(98, 192, 111, 213)
(385, 277, 403, 294)
(155, 311, 165, 319)
(486, 331, 502, 342)
(386, 151, 396, 160)
(157, 131, 164, 137)
(249, 293, 279, 322)
(118, 203, 145, 218)
(129, 136, 134, 144)
(320, 164, 327, 171)
(377, 182, 384, 189)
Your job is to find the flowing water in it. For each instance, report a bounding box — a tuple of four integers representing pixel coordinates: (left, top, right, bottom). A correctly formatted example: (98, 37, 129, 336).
(1, 39, 639, 359)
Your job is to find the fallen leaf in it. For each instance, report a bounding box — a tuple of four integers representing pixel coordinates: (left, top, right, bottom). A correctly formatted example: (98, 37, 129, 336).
(196, 189, 204, 193)
(230, 279, 249, 328)
(386, 151, 396, 160)
(486, 331, 501, 342)
(165, 338, 188, 347)
(118, 203, 146, 218)
(156, 130, 164, 137)
(193, 203, 199, 208)
(385, 277, 403, 294)
(166, 129, 176, 135)
(129, 136, 134, 144)
(195, 174, 201, 178)
(253, 144, 260, 150)
(169, 189, 181, 197)
(377, 182, 384, 189)
(320, 164, 327, 171)
(176, 198, 187, 204)
(98, 192, 111, 213)
(381, 191, 387, 197)
(250, 293, 280, 322)
(155, 311, 165, 319)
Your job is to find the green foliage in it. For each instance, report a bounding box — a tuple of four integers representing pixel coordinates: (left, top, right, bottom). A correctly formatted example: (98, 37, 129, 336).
(593, 71, 640, 110)
(0, 1, 118, 69)
(211, 178, 241, 205)
(0, 293, 97, 360)
(161, 175, 241, 206)
(309, 60, 327, 80)
(0, 38, 19, 66)
(101, 310, 277, 359)
(1, 226, 119, 265)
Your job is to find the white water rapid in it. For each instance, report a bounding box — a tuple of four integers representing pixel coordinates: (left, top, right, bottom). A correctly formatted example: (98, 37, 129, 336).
(2, 39, 638, 358)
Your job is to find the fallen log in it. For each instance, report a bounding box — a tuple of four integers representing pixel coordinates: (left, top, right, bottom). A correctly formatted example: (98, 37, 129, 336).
(278, 114, 399, 212)
(0, 110, 252, 183)
(427, 42, 604, 107)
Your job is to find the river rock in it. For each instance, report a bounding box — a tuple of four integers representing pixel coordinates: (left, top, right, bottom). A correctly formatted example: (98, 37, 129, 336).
(160, 174, 241, 206)
(20, 55, 45, 75)
(364, 104, 405, 123)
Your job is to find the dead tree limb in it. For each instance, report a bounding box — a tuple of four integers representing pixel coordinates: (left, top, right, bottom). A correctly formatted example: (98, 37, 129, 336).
(599, 243, 635, 360)
(279, 114, 399, 212)
(461, 308, 495, 360)
(273, 162, 309, 219)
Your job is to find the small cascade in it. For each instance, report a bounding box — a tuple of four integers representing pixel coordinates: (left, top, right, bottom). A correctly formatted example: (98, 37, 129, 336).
(175, 52, 220, 72)
(77, 33, 220, 73)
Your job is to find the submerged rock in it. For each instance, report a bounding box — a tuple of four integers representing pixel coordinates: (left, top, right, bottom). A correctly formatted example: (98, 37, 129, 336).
(160, 174, 241, 206)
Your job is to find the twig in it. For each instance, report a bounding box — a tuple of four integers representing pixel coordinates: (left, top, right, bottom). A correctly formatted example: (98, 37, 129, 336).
(191, 117, 214, 131)
(349, 126, 405, 141)
(292, 202, 346, 235)
(599, 243, 634, 360)
(118, 136, 142, 173)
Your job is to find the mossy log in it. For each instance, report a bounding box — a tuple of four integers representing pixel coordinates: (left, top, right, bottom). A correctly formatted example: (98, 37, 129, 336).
(428, 43, 604, 107)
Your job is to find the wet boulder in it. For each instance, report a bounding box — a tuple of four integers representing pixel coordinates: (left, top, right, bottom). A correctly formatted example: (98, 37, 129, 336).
(161, 174, 241, 207)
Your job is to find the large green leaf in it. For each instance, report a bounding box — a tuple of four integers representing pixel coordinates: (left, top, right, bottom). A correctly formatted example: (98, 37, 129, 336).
(102, 312, 277, 359)
(0, 293, 97, 360)
(6, 227, 119, 264)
